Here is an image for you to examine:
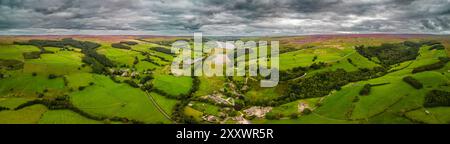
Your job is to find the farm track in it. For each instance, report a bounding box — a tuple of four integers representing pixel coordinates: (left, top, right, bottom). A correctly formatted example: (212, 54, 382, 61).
(144, 91, 177, 124)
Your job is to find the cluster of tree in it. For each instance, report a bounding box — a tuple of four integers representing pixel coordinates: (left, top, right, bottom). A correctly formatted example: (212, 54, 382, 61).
(275, 67, 387, 105)
(140, 75, 154, 84)
(424, 90, 450, 107)
(15, 38, 115, 74)
(142, 56, 163, 66)
(120, 41, 138, 45)
(359, 84, 371, 95)
(412, 57, 449, 74)
(355, 41, 421, 66)
(0, 59, 24, 70)
(429, 44, 445, 50)
(151, 47, 173, 55)
(0, 106, 9, 112)
(111, 43, 131, 50)
(402, 76, 423, 89)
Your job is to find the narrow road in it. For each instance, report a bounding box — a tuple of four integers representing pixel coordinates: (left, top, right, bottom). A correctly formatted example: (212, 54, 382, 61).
(145, 91, 177, 124)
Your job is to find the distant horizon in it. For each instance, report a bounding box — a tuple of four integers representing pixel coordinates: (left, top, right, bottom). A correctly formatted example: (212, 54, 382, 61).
(0, 33, 449, 37)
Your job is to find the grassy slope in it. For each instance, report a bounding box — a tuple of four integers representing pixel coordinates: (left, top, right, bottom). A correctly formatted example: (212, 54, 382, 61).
(152, 74, 193, 96)
(70, 74, 169, 123)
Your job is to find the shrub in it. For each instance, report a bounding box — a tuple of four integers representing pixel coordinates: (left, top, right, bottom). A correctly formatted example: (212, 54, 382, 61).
(359, 84, 371, 95)
(48, 74, 58, 79)
(78, 86, 86, 91)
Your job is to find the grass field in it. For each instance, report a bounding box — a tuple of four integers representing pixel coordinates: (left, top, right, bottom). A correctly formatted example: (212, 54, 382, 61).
(152, 74, 193, 97)
(0, 35, 449, 124)
(38, 110, 103, 124)
(70, 74, 169, 123)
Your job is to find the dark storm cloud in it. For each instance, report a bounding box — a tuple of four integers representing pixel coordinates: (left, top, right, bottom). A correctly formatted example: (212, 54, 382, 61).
(0, 0, 448, 35)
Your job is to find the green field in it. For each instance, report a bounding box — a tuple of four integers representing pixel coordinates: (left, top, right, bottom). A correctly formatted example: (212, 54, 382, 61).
(0, 35, 449, 124)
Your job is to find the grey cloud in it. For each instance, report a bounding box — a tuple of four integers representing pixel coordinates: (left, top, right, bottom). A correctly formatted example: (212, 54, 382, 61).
(0, 0, 448, 35)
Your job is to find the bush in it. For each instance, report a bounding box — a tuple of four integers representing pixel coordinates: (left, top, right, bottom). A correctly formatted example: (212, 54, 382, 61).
(48, 74, 58, 79)
(124, 80, 139, 88)
(78, 86, 86, 91)
(32, 72, 37, 77)
(402, 76, 423, 89)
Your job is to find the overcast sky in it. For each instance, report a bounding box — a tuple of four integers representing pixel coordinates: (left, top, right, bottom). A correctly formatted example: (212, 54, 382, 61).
(0, 0, 449, 35)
